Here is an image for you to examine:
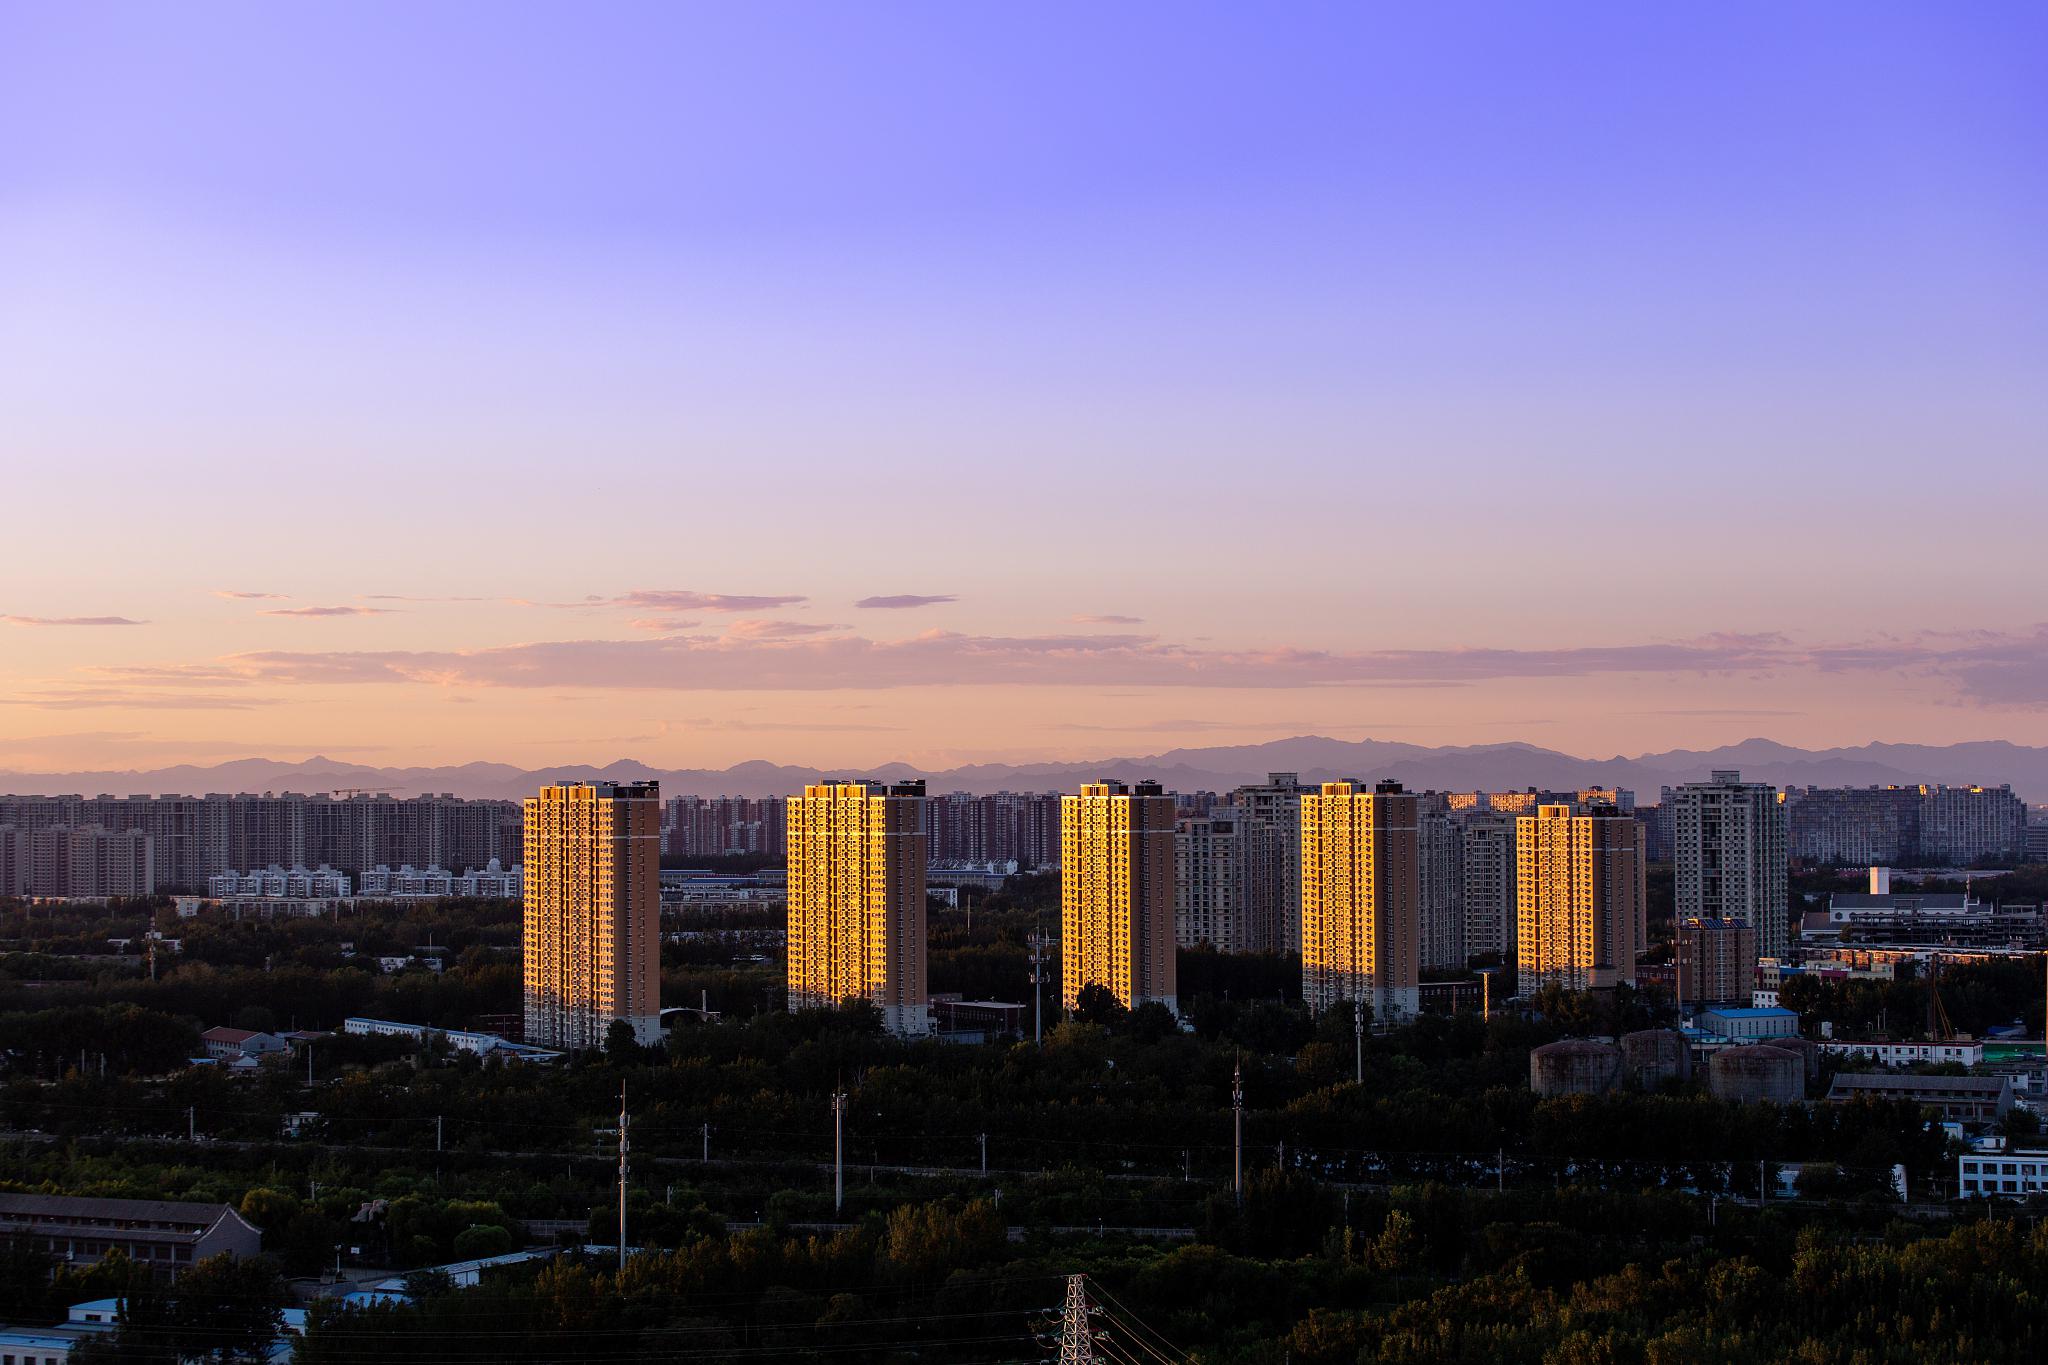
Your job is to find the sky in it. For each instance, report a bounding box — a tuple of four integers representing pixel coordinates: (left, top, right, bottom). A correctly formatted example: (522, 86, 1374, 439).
(2, 2, 2046, 775)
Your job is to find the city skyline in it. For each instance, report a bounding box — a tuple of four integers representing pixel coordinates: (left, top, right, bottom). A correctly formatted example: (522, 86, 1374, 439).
(5, 2, 2047, 771)
(5, 5, 2047, 1355)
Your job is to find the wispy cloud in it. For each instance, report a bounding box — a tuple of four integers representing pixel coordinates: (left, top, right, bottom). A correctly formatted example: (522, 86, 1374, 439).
(627, 618, 702, 633)
(695, 718, 904, 733)
(1072, 614, 1145, 625)
(85, 664, 257, 687)
(0, 732, 383, 764)
(213, 628, 1790, 692)
(212, 590, 289, 601)
(360, 593, 495, 603)
(530, 589, 808, 614)
(260, 605, 399, 618)
(1631, 708, 1804, 718)
(725, 619, 846, 639)
(3, 615, 149, 627)
(1806, 625, 2048, 709)
(82, 623, 2048, 713)
(0, 688, 281, 711)
(1053, 717, 1319, 733)
(856, 594, 957, 610)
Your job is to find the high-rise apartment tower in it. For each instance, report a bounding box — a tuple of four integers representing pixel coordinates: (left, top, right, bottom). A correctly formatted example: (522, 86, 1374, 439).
(786, 780, 930, 1036)
(1671, 770, 1789, 958)
(1061, 781, 1177, 1012)
(1300, 780, 1420, 1021)
(1515, 803, 1646, 996)
(522, 782, 662, 1050)
(1231, 773, 1308, 953)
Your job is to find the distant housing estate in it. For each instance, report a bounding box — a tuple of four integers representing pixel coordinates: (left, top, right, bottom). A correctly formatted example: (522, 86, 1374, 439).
(0, 825, 154, 897)
(0, 791, 520, 893)
(1783, 784, 2027, 866)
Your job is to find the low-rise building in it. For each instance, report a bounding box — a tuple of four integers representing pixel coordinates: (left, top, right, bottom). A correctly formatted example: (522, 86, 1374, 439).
(357, 861, 522, 899)
(0, 1321, 105, 1363)
(1695, 1007, 1799, 1041)
(1677, 917, 1757, 1007)
(341, 1016, 561, 1062)
(931, 998, 1027, 1042)
(1958, 1149, 2048, 1198)
(1827, 1072, 2014, 1124)
(0, 1194, 261, 1274)
(1818, 1039, 1985, 1068)
(208, 864, 352, 899)
(198, 1026, 289, 1063)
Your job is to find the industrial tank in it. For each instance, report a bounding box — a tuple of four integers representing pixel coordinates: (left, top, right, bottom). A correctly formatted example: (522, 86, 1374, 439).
(1620, 1028, 1692, 1088)
(1706, 1044, 1804, 1104)
(1529, 1039, 1622, 1097)
(1767, 1036, 1823, 1083)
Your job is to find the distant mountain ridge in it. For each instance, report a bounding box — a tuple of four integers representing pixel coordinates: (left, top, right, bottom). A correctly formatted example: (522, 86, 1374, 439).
(4, 737, 2047, 803)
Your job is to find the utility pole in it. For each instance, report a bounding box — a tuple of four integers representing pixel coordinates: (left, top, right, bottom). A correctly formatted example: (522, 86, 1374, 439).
(616, 1082, 630, 1271)
(979, 1132, 987, 1176)
(306, 1042, 313, 1086)
(702, 1122, 710, 1163)
(1353, 1000, 1364, 1084)
(1480, 968, 1494, 1023)
(435, 1115, 443, 1153)
(1057, 1273, 1098, 1364)
(1498, 1147, 1505, 1193)
(832, 1090, 847, 1214)
(187, 1106, 195, 1143)
(1029, 934, 1047, 1045)
(1232, 1062, 1244, 1206)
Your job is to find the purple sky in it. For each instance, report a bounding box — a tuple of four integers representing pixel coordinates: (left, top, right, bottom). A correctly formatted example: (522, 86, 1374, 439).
(2, 2, 2045, 771)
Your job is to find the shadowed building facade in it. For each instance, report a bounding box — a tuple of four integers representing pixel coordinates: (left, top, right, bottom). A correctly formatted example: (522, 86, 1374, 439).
(786, 780, 930, 1036)
(1515, 803, 1647, 997)
(1301, 780, 1420, 1021)
(522, 781, 663, 1050)
(1672, 770, 1789, 959)
(1061, 780, 1177, 1013)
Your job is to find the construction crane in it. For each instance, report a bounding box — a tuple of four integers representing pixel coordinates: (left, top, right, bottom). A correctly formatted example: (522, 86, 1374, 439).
(1926, 956, 1955, 1041)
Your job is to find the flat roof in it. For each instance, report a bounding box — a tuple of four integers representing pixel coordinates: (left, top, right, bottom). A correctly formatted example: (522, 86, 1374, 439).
(1830, 1072, 2011, 1093)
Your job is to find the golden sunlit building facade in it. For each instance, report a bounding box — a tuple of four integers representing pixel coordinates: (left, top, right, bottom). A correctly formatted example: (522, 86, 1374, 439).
(522, 781, 663, 1050)
(1301, 780, 1420, 1020)
(786, 780, 930, 1036)
(1515, 803, 1646, 997)
(1061, 780, 1177, 1013)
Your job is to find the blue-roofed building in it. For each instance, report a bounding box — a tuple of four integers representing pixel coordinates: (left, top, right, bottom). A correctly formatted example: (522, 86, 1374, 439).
(0, 1322, 106, 1363)
(1696, 1007, 1800, 1041)
(340, 1017, 562, 1063)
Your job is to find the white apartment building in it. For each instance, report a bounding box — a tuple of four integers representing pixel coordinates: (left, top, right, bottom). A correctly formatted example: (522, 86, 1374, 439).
(208, 864, 352, 899)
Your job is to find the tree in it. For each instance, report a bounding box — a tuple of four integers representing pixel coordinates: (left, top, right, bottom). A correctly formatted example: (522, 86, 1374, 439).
(453, 1223, 513, 1260)
(604, 1018, 639, 1059)
(0, 1236, 55, 1323)
(168, 1254, 290, 1362)
(1127, 1000, 1180, 1042)
(81, 1253, 287, 1363)
(1073, 983, 1128, 1028)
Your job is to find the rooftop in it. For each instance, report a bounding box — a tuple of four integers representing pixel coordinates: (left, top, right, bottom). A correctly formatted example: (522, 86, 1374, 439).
(0, 1192, 247, 1227)
(1829, 1073, 2012, 1093)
